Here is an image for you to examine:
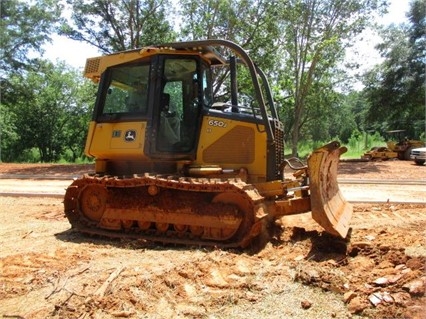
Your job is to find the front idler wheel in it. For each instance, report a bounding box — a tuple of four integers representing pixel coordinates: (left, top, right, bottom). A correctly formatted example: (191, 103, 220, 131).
(78, 184, 108, 222)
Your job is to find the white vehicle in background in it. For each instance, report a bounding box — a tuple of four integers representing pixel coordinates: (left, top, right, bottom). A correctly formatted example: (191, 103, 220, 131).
(410, 147, 426, 165)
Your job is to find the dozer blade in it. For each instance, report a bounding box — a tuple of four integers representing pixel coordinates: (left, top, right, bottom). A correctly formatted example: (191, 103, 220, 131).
(307, 141, 352, 238)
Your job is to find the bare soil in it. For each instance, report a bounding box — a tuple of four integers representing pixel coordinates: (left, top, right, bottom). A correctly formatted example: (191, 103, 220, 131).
(0, 160, 425, 319)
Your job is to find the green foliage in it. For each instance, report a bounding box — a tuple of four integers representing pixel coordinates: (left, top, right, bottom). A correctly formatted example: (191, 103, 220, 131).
(180, 0, 280, 68)
(286, 129, 386, 160)
(2, 61, 95, 162)
(2, 0, 418, 164)
(59, 150, 93, 164)
(362, 0, 425, 139)
(60, 0, 177, 53)
(179, 0, 385, 156)
(0, 0, 61, 77)
(179, 0, 281, 105)
(347, 130, 385, 154)
(276, 0, 387, 156)
(285, 140, 316, 158)
(1, 0, 64, 162)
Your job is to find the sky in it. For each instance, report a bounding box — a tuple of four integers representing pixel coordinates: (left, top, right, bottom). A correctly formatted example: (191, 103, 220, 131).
(43, 0, 411, 71)
(345, 0, 411, 77)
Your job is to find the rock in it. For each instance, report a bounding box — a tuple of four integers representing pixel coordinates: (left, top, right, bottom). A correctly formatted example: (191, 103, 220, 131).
(343, 291, 357, 303)
(368, 293, 382, 307)
(373, 277, 389, 286)
(391, 291, 411, 306)
(402, 277, 426, 296)
(377, 260, 393, 269)
(387, 274, 402, 284)
(347, 296, 368, 314)
(395, 264, 406, 271)
(295, 268, 320, 284)
(401, 267, 412, 274)
(301, 299, 312, 309)
(381, 292, 394, 303)
(368, 291, 394, 305)
(379, 244, 391, 251)
(351, 241, 372, 249)
(306, 269, 320, 281)
(364, 283, 374, 291)
(406, 258, 424, 270)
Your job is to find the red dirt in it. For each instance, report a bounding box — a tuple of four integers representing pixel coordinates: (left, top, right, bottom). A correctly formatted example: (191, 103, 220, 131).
(0, 159, 423, 179)
(0, 160, 425, 319)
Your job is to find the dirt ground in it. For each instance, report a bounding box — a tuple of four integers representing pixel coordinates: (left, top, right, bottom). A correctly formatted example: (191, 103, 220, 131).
(0, 160, 425, 319)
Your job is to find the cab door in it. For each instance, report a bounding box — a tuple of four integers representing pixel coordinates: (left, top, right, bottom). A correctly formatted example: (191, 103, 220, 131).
(147, 56, 203, 160)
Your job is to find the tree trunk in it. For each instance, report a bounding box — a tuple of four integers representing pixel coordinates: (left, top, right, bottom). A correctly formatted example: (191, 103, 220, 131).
(291, 98, 303, 157)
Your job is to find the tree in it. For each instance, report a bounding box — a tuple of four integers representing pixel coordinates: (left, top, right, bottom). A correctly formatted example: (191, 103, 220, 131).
(180, 0, 280, 58)
(180, 0, 302, 148)
(60, 0, 177, 53)
(0, 103, 18, 162)
(275, 0, 387, 155)
(60, 68, 97, 162)
(363, 0, 425, 139)
(5, 61, 95, 162)
(0, 0, 61, 77)
(180, 0, 386, 155)
(338, 91, 369, 141)
(0, 1, 99, 163)
(1, 0, 62, 162)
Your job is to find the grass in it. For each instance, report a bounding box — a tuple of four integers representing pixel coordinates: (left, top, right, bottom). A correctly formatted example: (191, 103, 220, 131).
(286, 132, 388, 160)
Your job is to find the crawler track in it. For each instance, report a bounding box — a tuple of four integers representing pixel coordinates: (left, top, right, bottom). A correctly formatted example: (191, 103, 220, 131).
(64, 174, 266, 248)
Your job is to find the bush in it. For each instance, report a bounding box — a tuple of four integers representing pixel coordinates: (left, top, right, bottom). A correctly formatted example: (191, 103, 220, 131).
(285, 130, 387, 160)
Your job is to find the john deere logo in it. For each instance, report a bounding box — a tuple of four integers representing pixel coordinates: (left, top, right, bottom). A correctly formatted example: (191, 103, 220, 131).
(124, 130, 136, 142)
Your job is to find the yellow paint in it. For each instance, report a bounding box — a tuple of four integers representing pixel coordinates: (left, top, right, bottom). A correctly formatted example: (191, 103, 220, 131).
(85, 121, 147, 160)
(196, 114, 268, 181)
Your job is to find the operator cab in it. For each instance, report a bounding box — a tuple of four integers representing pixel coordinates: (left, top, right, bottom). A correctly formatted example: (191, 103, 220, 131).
(93, 54, 213, 158)
(84, 40, 280, 176)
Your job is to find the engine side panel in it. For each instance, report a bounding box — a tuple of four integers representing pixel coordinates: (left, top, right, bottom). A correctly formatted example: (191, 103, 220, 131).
(196, 113, 268, 183)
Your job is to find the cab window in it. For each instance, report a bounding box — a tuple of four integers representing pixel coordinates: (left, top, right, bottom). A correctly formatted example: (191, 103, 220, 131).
(102, 64, 150, 115)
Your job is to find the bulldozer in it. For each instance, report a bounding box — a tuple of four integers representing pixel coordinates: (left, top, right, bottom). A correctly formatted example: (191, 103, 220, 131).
(361, 146, 398, 161)
(64, 39, 352, 248)
(385, 130, 424, 160)
(362, 130, 424, 161)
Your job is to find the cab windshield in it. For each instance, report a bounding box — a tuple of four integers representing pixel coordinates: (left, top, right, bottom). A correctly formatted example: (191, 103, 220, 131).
(102, 64, 150, 115)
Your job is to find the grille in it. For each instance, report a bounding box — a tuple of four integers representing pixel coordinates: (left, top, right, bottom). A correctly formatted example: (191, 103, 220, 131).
(84, 58, 101, 75)
(272, 119, 284, 176)
(203, 126, 255, 164)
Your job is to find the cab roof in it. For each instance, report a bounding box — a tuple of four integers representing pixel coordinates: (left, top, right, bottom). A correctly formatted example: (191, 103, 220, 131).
(84, 42, 228, 82)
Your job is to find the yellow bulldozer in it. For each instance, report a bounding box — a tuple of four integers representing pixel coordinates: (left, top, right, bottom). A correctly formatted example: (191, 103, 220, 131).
(64, 40, 352, 248)
(362, 130, 424, 161)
